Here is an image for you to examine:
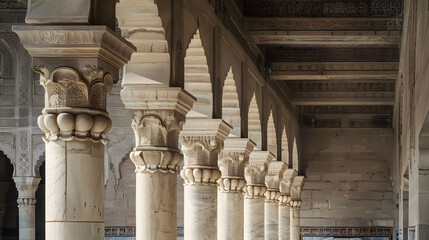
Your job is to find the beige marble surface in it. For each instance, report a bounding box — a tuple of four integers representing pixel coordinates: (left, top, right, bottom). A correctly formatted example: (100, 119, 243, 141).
(244, 198, 265, 240)
(290, 207, 300, 240)
(264, 202, 278, 240)
(184, 185, 217, 240)
(217, 191, 244, 240)
(278, 204, 290, 240)
(136, 172, 177, 240)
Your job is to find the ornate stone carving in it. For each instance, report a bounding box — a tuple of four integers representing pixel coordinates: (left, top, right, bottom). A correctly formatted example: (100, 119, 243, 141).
(13, 26, 135, 70)
(279, 169, 298, 205)
(180, 168, 221, 186)
(271, 62, 399, 72)
(180, 119, 232, 185)
(13, 176, 41, 207)
(287, 81, 396, 92)
(290, 176, 305, 201)
(121, 87, 196, 174)
(37, 113, 111, 144)
(289, 200, 302, 208)
(244, 151, 274, 198)
(218, 138, 255, 192)
(17, 198, 37, 207)
(16, 130, 30, 176)
(300, 105, 394, 115)
(264, 161, 287, 203)
(34, 66, 112, 110)
(0, 134, 16, 166)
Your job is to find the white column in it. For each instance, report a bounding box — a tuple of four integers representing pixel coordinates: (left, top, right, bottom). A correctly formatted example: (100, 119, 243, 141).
(180, 119, 232, 240)
(289, 204, 301, 240)
(279, 169, 298, 240)
(289, 176, 305, 240)
(13, 177, 41, 240)
(264, 161, 287, 240)
(14, 26, 134, 240)
(278, 203, 290, 240)
(122, 87, 195, 240)
(217, 138, 255, 240)
(244, 151, 274, 240)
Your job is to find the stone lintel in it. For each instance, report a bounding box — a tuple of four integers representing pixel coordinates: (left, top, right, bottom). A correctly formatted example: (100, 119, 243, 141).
(12, 25, 136, 70)
(121, 87, 196, 117)
(245, 150, 275, 186)
(219, 138, 256, 178)
(265, 161, 288, 191)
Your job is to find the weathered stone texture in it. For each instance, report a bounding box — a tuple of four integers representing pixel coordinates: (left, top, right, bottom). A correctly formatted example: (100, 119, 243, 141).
(301, 129, 395, 227)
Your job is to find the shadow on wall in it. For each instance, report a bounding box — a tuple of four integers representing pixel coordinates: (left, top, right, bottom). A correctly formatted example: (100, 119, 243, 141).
(0, 151, 18, 240)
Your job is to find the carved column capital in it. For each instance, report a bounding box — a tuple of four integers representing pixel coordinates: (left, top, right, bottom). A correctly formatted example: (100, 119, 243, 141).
(180, 119, 232, 185)
(122, 87, 196, 174)
(244, 185, 267, 199)
(264, 190, 281, 203)
(219, 138, 256, 178)
(290, 176, 306, 202)
(245, 151, 275, 186)
(13, 177, 41, 207)
(218, 178, 247, 193)
(265, 161, 288, 191)
(279, 169, 298, 205)
(278, 195, 292, 205)
(289, 200, 302, 209)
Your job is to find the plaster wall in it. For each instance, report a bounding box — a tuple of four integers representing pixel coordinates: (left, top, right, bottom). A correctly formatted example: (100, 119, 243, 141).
(300, 129, 395, 227)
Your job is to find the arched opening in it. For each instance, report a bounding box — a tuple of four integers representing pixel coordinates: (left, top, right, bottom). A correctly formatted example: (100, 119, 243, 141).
(267, 110, 277, 158)
(184, 29, 212, 118)
(116, 0, 170, 85)
(281, 127, 289, 164)
(292, 138, 299, 171)
(222, 68, 240, 137)
(35, 160, 45, 240)
(248, 93, 262, 149)
(0, 151, 18, 240)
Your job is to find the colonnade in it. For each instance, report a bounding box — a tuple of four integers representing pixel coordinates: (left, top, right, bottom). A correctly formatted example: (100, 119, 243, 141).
(12, 2, 305, 240)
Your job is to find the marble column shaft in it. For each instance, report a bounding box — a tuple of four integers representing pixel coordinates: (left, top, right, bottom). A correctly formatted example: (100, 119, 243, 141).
(180, 119, 232, 240)
(279, 169, 298, 240)
(14, 177, 41, 240)
(244, 151, 275, 240)
(265, 161, 287, 240)
(123, 87, 195, 240)
(278, 203, 291, 240)
(14, 25, 134, 240)
(217, 138, 255, 240)
(290, 204, 301, 240)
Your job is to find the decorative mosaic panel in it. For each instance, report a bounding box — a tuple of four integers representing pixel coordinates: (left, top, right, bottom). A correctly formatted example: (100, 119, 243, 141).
(267, 47, 400, 62)
(104, 226, 184, 239)
(244, 0, 403, 17)
(301, 227, 393, 240)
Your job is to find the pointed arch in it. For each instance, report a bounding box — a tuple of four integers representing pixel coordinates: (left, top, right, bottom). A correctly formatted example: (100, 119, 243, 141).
(281, 127, 289, 164)
(116, 0, 170, 85)
(248, 93, 262, 149)
(184, 29, 213, 118)
(292, 138, 299, 171)
(267, 110, 277, 157)
(222, 67, 240, 137)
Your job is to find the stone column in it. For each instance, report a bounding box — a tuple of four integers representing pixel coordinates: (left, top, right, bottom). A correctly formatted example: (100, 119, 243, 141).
(13, 177, 41, 240)
(13, 26, 135, 239)
(217, 138, 255, 240)
(121, 87, 195, 240)
(264, 161, 287, 240)
(289, 202, 301, 240)
(243, 151, 274, 240)
(289, 176, 305, 240)
(180, 119, 232, 240)
(278, 169, 298, 240)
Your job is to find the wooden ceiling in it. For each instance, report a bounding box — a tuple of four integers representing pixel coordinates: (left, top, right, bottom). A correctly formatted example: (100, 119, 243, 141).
(241, 0, 403, 128)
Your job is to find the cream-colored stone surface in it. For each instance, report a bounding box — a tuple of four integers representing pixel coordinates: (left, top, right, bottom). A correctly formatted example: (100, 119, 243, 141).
(264, 201, 278, 240)
(278, 204, 290, 240)
(290, 205, 301, 240)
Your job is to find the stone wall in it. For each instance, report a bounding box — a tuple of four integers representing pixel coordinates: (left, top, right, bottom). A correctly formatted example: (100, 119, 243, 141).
(300, 128, 395, 227)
